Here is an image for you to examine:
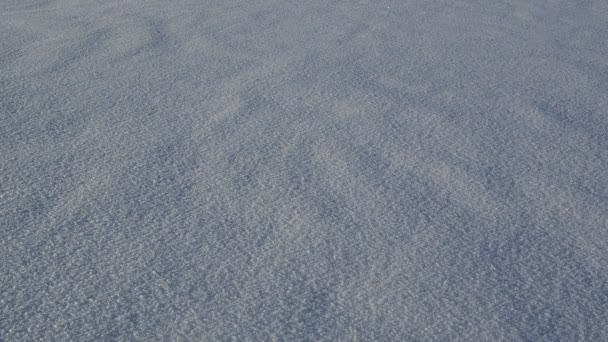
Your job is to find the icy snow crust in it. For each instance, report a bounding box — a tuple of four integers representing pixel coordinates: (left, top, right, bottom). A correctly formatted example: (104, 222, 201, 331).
(2, 0, 608, 340)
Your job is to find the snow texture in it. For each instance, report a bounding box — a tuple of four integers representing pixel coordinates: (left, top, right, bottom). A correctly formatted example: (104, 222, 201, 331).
(2, 0, 608, 340)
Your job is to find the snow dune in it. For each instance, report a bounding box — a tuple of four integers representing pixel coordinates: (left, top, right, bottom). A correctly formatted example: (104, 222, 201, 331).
(2, 0, 608, 340)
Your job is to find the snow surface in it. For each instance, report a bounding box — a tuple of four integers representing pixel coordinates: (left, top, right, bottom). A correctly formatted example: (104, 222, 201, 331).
(2, 0, 608, 340)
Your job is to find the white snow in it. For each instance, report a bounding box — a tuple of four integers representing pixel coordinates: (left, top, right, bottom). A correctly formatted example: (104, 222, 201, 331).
(2, 0, 608, 340)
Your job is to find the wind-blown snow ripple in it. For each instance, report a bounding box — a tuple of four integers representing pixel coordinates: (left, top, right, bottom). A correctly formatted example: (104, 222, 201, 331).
(1, 0, 607, 340)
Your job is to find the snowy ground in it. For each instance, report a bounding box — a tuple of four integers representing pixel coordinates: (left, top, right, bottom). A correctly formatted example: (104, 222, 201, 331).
(1, 0, 608, 340)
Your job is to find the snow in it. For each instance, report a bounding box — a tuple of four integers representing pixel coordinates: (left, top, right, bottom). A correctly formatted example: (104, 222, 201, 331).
(1, 0, 608, 340)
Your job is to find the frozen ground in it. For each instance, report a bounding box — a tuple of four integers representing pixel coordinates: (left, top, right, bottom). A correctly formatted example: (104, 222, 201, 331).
(1, 0, 608, 340)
